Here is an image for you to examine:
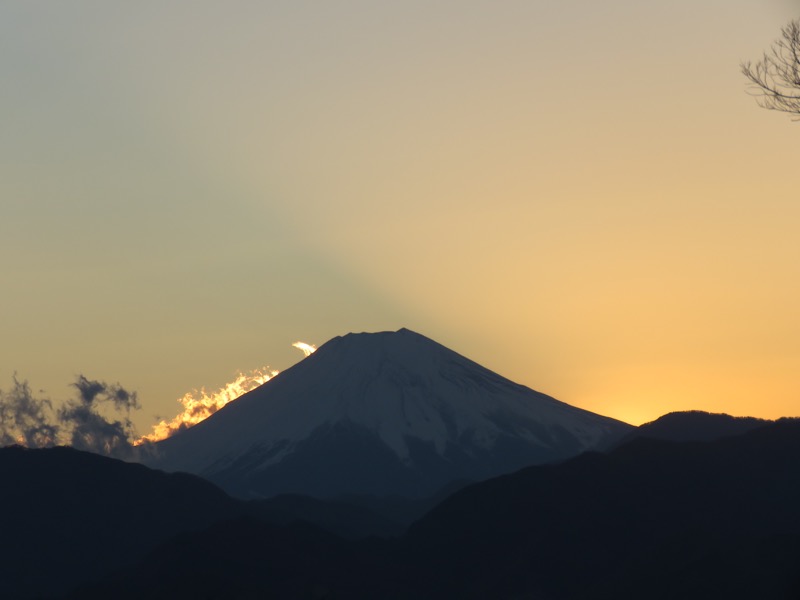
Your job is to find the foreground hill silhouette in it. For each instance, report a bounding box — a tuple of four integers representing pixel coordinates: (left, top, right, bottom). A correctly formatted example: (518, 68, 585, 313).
(406, 417, 800, 599)
(611, 410, 771, 447)
(70, 418, 800, 599)
(0, 446, 235, 599)
(148, 329, 631, 499)
(70, 517, 402, 600)
(0, 446, 397, 599)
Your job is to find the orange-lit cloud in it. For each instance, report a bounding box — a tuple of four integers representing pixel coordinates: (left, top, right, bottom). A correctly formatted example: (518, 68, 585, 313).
(292, 341, 317, 357)
(135, 342, 316, 444)
(134, 367, 278, 445)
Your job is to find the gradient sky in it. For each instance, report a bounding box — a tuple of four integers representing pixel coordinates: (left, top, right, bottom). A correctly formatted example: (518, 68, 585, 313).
(2, 1, 798, 432)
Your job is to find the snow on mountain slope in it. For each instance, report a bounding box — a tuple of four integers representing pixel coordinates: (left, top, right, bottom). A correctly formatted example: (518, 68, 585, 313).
(147, 329, 631, 498)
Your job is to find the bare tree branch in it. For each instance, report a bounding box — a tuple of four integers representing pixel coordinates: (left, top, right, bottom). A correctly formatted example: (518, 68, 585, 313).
(742, 19, 800, 119)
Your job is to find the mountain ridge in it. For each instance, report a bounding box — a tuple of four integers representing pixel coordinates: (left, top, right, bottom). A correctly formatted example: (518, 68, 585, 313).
(66, 417, 800, 599)
(401, 416, 800, 599)
(0, 445, 407, 599)
(614, 410, 771, 446)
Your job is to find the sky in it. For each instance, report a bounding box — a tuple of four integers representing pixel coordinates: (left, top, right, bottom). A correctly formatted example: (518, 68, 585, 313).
(1, 1, 798, 432)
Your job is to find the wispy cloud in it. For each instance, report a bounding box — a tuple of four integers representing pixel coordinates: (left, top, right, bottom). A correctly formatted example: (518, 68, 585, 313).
(0, 374, 140, 459)
(0, 375, 59, 448)
(59, 376, 140, 459)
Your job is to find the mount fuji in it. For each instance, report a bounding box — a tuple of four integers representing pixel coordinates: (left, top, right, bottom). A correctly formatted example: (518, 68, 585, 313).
(146, 329, 631, 499)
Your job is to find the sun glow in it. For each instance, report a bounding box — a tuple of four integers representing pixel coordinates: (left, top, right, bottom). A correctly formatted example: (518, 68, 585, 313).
(135, 341, 316, 445)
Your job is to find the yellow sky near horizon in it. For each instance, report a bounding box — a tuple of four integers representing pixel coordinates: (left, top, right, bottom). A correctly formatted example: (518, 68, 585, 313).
(1, 1, 798, 431)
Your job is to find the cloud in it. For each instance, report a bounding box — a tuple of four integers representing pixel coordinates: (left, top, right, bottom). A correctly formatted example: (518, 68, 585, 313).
(72, 375, 107, 405)
(134, 367, 277, 445)
(0, 374, 141, 459)
(59, 377, 140, 459)
(135, 341, 313, 444)
(0, 374, 59, 448)
(59, 403, 134, 458)
(292, 342, 317, 357)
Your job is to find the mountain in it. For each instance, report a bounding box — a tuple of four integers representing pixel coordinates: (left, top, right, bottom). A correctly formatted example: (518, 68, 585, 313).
(68, 517, 401, 600)
(405, 418, 800, 599)
(610, 410, 771, 447)
(72, 418, 800, 599)
(146, 328, 631, 499)
(249, 493, 404, 539)
(0, 445, 404, 599)
(0, 445, 236, 600)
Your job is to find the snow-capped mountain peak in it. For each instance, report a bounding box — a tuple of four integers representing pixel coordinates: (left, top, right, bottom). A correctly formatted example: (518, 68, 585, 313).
(148, 329, 631, 498)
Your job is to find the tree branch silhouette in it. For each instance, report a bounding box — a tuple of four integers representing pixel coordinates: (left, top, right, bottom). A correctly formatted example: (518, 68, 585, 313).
(742, 19, 800, 119)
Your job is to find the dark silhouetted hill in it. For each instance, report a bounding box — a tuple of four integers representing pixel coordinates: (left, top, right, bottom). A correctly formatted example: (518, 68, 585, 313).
(336, 478, 474, 528)
(65, 419, 800, 599)
(611, 410, 771, 447)
(249, 493, 404, 539)
(68, 517, 406, 600)
(406, 418, 800, 599)
(0, 445, 236, 599)
(0, 446, 408, 599)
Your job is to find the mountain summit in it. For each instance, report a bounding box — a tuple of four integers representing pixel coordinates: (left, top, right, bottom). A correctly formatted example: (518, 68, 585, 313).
(147, 329, 630, 498)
